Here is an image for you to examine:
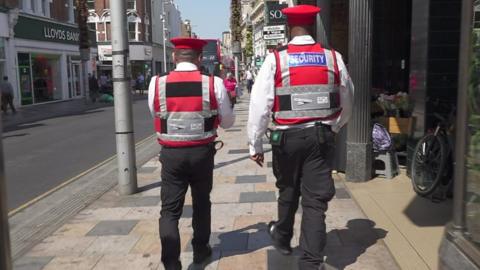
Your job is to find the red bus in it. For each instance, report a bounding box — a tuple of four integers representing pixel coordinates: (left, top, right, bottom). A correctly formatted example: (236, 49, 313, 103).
(201, 39, 222, 76)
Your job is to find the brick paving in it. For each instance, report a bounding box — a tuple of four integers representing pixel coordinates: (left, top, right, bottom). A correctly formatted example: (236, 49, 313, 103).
(14, 95, 399, 270)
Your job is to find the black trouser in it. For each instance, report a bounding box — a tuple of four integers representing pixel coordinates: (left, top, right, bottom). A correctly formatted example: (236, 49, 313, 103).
(271, 125, 336, 270)
(159, 143, 215, 269)
(1, 93, 15, 113)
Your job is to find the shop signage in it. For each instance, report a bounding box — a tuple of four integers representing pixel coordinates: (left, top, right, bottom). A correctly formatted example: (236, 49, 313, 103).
(265, 1, 288, 26)
(99, 45, 112, 61)
(14, 15, 97, 46)
(263, 25, 285, 40)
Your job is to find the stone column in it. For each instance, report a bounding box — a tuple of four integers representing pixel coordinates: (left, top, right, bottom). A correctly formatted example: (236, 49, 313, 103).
(346, 0, 373, 181)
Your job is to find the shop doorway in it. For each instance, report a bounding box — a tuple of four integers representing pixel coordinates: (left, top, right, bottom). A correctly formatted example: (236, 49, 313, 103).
(71, 62, 82, 98)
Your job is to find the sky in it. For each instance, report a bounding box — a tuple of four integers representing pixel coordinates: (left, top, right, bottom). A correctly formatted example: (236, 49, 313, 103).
(174, 0, 230, 39)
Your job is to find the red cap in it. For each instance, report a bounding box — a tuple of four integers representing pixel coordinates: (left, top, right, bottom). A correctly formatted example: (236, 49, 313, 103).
(282, 5, 321, 26)
(170, 37, 207, 52)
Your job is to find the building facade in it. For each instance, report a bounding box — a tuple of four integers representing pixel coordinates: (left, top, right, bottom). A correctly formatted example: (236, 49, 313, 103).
(0, 0, 97, 107)
(88, 0, 152, 85)
(151, 0, 182, 75)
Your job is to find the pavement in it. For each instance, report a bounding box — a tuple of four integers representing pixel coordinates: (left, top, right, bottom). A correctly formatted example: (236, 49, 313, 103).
(12, 94, 399, 270)
(343, 172, 453, 270)
(2, 94, 154, 210)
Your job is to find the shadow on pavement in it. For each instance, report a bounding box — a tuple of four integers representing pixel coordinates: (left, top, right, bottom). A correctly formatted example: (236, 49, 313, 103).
(2, 132, 29, 139)
(187, 222, 271, 269)
(214, 149, 272, 170)
(403, 195, 452, 227)
(324, 219, 388, 270)
(137, 181, 162, 193)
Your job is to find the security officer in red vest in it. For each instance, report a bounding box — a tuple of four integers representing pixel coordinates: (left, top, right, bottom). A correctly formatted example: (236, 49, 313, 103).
(148, 37, 235, 270)
(247, 5, 354, 270)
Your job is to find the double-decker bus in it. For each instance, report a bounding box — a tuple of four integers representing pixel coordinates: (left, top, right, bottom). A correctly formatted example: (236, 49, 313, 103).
(201, 39, 222, 76)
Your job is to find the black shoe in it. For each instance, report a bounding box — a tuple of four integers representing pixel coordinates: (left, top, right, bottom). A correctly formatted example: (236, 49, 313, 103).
(193, 244, 212, 264)
(163, 261, 181, 270)
(268, 221, 292, 255)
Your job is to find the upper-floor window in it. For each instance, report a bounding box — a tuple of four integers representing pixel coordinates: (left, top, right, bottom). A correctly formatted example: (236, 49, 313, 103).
(87, 0, 95, 10)
(127, 0, 136, 10)
(127, 13, 141, 41)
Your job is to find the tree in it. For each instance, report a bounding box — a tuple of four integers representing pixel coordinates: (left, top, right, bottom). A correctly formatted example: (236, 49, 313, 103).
(245, 26, 253, 58)
(75, 0, 91, 102)
(230, 0, 242, 42)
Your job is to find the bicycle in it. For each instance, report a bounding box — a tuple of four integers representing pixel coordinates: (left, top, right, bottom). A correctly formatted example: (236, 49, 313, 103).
(411, 105, 456, 200)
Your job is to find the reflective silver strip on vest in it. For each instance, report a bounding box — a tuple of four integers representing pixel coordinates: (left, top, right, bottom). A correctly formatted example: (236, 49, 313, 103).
(274, 108, 341, 119)
(290, 92, 334, 111)
(158, 76, 168, 114)
(158, 130, 217, 142)
(201, 75, 211, 115)
(275, 84, 339, 96)
(166, 118, 205, 135)
(156, 111, 217, 141)
(325, 50, 335, 85)
(278, 50, 290, 86)
(156, 110, 218, 119)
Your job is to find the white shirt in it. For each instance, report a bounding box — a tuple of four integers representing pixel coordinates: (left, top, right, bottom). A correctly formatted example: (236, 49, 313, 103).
(245, 70, 253, 80)
(247, 35, 355, 155)
(148, 62, 235, 129)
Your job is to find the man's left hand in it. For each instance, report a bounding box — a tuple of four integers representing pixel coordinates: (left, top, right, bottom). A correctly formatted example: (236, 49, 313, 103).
(250, 153, 264, 167)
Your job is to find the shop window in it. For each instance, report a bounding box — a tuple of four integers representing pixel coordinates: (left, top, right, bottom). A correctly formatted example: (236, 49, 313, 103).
(465, 2, 480, 247)
(18, 53, 33, 105)
(0, 38, 5, 60)
(127, 0, 136, 10)
(128, 14, 141, 41)
(17, 53, 63, 105)
(87, 0, 95, 10)
(475, 11, 480, 29)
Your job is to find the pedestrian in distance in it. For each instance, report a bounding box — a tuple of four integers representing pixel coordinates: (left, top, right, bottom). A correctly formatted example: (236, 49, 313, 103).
(223, 72, 237, 108)
(245, 68, 254, 94)
(88, 72, 99, 103)
(147, 37, 235, 270)
(247, 5, 354, 270)
(0, 76, 17, 114)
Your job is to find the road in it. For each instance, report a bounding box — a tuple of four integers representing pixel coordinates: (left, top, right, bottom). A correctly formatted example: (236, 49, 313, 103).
(3, 97, 155, 211)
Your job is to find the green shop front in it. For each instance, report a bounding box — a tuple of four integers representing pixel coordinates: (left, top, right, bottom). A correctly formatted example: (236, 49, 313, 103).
(13, 14, 97, 106)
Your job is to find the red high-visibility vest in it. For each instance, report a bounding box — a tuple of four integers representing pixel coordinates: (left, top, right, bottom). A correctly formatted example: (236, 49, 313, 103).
(272, 43, 342, 126)
(153, 70, 219, 147)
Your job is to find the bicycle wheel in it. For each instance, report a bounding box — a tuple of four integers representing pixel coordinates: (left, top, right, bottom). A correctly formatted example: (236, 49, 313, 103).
(411, 134, 448, 196)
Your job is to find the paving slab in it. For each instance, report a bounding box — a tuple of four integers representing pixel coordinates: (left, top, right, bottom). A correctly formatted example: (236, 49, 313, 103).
(228, 149, 250, 154)
(13, 256, 54, 270)
(86, 220, 139, 236)
(239, 191, 277, 203)
(236, 175, 267, 184)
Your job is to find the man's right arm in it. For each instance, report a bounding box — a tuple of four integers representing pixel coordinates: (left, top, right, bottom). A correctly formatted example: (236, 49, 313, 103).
(247, 53, 276, 156)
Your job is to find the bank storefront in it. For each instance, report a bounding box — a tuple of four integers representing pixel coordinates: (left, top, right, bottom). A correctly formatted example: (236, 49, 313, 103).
(13, 14, 97, 106)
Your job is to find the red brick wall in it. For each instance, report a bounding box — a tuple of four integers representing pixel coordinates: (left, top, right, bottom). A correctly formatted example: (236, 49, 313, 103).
(50, 0, 69, 22)
(0, 0, 19, 8)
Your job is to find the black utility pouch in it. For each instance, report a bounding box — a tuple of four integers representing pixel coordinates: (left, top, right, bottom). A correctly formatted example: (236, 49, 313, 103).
(269, 130, 284, 146)
(315, 123, 326, 144)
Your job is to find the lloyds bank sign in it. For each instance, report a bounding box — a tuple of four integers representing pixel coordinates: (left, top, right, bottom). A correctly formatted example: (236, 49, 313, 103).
(14, 15, 96, 45)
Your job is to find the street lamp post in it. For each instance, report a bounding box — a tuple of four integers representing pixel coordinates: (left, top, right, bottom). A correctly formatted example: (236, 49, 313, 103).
(111, 0, 138, 195)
